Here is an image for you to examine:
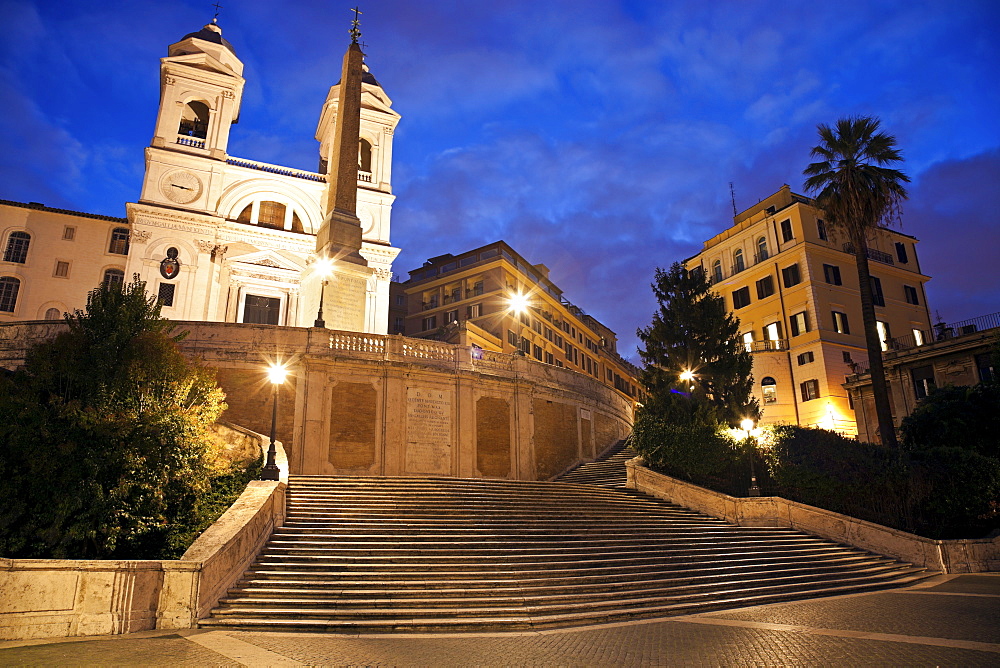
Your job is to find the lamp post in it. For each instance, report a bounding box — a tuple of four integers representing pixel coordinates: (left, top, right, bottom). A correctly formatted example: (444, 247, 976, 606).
(741, 417, 760, 497)
(313, 258, 334, 328)
(261, 363, 288, 481)
(679, 369, 695, 393)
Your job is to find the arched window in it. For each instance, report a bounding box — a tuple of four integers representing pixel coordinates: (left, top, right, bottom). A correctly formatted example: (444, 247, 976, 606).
(757, 236, 769, 262)
(109, 227, 130, 255)
(712, 259, 723, 284)
(291, 211, 304, 234)
(4, 232, 30, 264)
(102, 269, 125, 290)
(359, 138, 372, 173)
(733, 248, 745, 273)
(761, 376, 777, 404)
(45, 307, 61, 320)
(178, 101, 209, 139)
(0, 277, 20, 312)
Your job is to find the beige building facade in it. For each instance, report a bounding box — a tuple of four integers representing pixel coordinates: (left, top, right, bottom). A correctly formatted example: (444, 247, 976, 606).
(1, 20, 399, 334)
(685, 185, 933, 435)
(844, 312, 998, 442)
(402, 241, 641, 402)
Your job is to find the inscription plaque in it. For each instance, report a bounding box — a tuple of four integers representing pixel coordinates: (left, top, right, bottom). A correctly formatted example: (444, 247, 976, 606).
(406, 387, 453, 475)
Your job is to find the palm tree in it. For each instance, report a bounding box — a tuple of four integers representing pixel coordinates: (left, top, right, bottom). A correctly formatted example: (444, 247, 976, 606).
(803, 116, 910, 447)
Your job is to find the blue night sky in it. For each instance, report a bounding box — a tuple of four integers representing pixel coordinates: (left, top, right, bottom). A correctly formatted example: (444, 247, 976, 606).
(2, 0, 998, 360)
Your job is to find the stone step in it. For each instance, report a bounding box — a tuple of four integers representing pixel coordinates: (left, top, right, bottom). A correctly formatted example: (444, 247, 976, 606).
(200, 473, 932, 633)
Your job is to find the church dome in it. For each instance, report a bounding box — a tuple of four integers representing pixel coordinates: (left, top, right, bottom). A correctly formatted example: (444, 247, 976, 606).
(180, 19, 237, 55)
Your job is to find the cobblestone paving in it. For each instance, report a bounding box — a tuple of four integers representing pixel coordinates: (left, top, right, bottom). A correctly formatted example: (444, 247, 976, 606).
(1, 575, 997, 666)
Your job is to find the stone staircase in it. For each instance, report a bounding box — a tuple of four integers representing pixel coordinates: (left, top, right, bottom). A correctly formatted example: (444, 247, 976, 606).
(199, 474, 932, 633)
(555, 439, 636, 487)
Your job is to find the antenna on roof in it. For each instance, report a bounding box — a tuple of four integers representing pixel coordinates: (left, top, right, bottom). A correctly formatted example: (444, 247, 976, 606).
(729, 182, 737, 217)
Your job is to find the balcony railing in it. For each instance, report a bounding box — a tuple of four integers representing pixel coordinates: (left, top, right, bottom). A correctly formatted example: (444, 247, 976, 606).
(842, 243, 894, 266)
(888, 311, 1000, 352)
(746, 339, 788, 353)
(226, 157, 326, 182)
(176, 136, 205, 149)
(358, 170, 373, 183)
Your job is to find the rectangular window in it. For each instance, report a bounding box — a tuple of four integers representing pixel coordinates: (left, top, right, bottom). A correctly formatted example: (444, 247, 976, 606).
(393, 316, 405, 334)
(54, 260, 70, 278)
(817, 218, 828, 241)
(790, 311, 809, 337)
(395, 294, 406, 306)
(742, 331, 754, 353)
(444, 309, 458, 324)
(877, 320, 891, 351)
(158, 282, 176, 307)
(756, 275, 774, 299)
(763, 322, 782, 349)
(842, 351, 853, 363)
(533, 344, 542, 361)
(421, 315, 437, 331)
(912, 328, 925, 346)
(912, 365, 935, 400)
(0, 277, 20, 312)
(732, 286, 751, 309)
(823, 264, 842, 285)
(781, 263, 801, 288)
(243, 294, 280, 325)
(895, 242, 908, 264)
(467, 303, 482, 318)
(780, 219, 793, 242)
(870, 276, 885, 307)
(508, 330, 519, 347)
(545, 351, 555, 365)
(832, 310, 850, 334)
(797, 351, 815, 365)
(62, 226, 76, 241)
(904, 285, 919, 305)
(976, 353, 995, 383)
(800, 379, 820, 402)
(108, 228, 130, 255)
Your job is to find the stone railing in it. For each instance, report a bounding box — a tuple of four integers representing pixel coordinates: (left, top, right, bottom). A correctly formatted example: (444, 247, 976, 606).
(226, 157, 326, 183)
(0, 424, 287, 641)
(626, 458, 999, 574)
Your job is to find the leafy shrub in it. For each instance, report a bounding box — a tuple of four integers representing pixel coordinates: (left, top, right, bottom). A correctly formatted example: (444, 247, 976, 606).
(900, 383, 1000, 459)
(767, 425, 912, 529)
(0, 277, 244, 559)
(909, 447, 1000, 539)
(630, 406, 749, 496)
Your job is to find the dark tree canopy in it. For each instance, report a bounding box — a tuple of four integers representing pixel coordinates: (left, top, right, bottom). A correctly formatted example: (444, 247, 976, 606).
(0, 277, 227, 559)
(637, 262, 759, 426)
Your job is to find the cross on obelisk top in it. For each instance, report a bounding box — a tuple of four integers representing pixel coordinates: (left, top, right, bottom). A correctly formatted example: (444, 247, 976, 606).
(350, 6, 362, 44)
(212, 1, 223, 20)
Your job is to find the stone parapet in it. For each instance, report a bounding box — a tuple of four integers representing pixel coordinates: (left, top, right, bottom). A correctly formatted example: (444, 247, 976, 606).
(626, 458, 999, 574)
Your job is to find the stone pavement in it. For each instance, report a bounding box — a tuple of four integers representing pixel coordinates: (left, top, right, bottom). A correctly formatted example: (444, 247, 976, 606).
(1, 574, 997, 666)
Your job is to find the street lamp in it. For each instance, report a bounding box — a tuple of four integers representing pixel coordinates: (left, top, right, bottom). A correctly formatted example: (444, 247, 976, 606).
(679, 369, 695, 392)
(741, 417, 760, 497)
(261, 363, 288, 481)
(508, 291, 530, 356)
(313, 257, 334, 328)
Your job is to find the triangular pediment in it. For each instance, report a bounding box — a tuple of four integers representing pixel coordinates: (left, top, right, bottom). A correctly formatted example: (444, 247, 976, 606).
(228, 249, 304, 272)
(165, 52, 238, 77)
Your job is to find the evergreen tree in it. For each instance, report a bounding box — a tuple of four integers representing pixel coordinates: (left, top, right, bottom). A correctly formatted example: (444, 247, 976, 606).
(0, 276, 227, 558)
(637, 262, 759, 425)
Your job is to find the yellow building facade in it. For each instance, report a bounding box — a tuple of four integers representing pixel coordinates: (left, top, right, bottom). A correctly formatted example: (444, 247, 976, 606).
(403, 241, 641, 402)
(685, 185, 933, 435)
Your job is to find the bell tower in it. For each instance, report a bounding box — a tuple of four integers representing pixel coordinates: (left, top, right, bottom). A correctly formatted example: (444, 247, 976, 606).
(150, 19, 245, 160)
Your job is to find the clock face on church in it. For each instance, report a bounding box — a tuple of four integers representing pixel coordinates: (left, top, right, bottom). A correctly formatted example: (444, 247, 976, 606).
(160, 170, 203, 204)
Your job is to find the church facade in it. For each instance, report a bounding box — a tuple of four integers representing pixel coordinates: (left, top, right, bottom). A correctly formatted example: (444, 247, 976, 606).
(1, 19, 399, 333)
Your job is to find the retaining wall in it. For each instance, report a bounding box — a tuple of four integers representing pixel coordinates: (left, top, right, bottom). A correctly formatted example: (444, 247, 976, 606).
(626, 458, 1000, 574)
